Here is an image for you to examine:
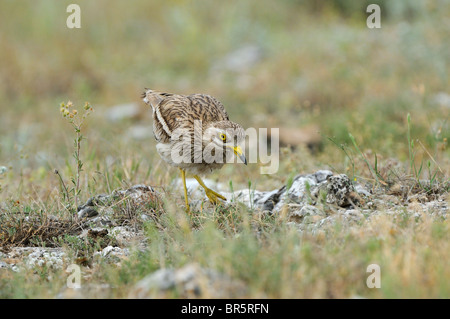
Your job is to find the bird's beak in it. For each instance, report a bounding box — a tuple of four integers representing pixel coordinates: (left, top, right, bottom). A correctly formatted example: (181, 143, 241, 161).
(231, 145, 247, 165)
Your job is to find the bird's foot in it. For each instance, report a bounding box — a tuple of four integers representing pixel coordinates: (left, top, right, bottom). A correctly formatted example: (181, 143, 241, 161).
(192, 174, 227, 205)
(204, 188, 227, 204)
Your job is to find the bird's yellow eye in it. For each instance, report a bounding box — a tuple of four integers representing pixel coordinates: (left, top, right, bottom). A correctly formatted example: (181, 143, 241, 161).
(220, 133, 227, 141)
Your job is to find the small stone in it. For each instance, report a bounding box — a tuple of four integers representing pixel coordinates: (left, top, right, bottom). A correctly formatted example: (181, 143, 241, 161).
(107, 103, 141, 122)
(314, 170, 334, 183)
(325, 174, 355, 207)
(0, 261, 10, 269)
(355, 184, 371, 197)
(0, 166, 7, 175)
(77, 206, 98, 219)
(127, 125, 153, 140)
(433, 92, 450, 108)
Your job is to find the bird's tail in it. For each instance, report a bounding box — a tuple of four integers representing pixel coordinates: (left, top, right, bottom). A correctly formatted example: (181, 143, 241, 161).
(141, 88, 173, 110)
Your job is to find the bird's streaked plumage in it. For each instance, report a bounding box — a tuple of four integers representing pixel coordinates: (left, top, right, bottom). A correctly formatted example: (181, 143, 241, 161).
(142, 89, 246, 210)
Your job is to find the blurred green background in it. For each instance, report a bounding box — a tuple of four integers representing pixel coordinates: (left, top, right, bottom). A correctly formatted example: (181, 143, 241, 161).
(0, 0, 449, 198)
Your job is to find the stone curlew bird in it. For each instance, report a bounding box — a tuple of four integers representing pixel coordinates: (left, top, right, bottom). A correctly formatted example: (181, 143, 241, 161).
(142, 89, 247, 212)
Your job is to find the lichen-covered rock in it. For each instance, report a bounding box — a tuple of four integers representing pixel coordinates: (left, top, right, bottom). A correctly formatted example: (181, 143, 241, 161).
(77, 185, 161, 219)
(220, 170, 367, 214)
(323, 174, 360, 206)
(77, 206, 98, 219)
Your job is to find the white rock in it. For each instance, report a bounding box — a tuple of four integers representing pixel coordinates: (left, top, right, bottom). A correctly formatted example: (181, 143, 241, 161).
(433, 92, 450, 108)
(0, 166, 7, 175)
(127, 125, 153, 140)
(107, 103, 140, 122)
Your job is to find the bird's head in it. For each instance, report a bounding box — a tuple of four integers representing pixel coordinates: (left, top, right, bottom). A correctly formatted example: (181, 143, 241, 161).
(203, 121, 247, 165)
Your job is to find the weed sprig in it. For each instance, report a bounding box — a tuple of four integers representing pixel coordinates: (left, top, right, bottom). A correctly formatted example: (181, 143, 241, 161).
(57, 101, 93, 215)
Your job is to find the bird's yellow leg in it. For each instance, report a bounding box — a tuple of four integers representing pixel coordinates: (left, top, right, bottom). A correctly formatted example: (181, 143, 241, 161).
(179, 168, 190, 212)
(193, 175, 227, 204)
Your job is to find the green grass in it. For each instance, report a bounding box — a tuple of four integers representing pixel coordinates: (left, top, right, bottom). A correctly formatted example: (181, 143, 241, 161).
(0, 0, 449, 298)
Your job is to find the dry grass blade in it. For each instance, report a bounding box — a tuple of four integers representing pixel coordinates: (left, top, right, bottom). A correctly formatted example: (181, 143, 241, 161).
(0, 214, 85, 252)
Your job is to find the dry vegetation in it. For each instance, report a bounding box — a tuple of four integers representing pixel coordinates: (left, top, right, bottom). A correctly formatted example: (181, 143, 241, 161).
(0, 0, 449, 298)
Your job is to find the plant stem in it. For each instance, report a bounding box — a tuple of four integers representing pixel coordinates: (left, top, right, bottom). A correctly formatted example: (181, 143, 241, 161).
(54, 169, 70, 202)
(407, 113, 414, 175)
(348, 133, 380, 184)
(74, 126, 83, 212)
